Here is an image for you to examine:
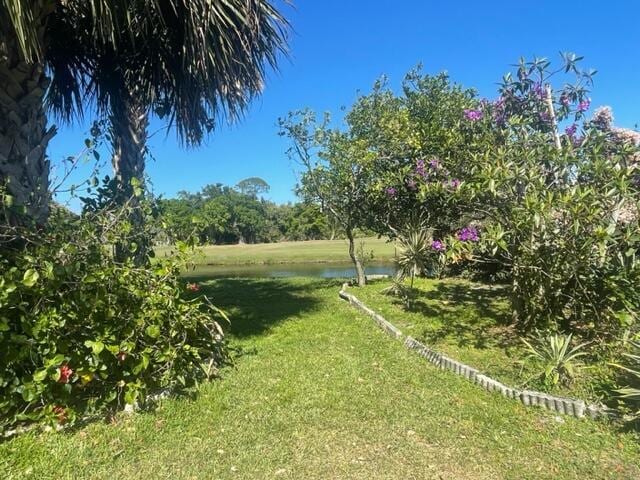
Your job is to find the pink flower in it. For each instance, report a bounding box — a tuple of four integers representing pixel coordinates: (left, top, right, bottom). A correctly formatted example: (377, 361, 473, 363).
(464, 109, 484, 121)
(457, 226, 479, 242)
(58, 364, 73, 384)
(186, 282, 200, 292)
(577, 99, 591, 113)
(52, 405, 68, 424)
(565, 123, 577, 138)
(385, 187, 397, 198)
(533, 82, 545, 99)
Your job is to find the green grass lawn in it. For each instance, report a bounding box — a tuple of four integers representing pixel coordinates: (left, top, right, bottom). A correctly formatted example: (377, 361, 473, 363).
(156, 236, 396, 265)
(2, 277, 639, 479)
(356, 277, 615, 401)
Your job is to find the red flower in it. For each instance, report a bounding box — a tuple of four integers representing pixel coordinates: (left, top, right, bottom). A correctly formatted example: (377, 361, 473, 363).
(58, 364, 74, 384)
(186, 282, 200, 292)
(116, 351, 128, 363)
(52, 405, 67, 424)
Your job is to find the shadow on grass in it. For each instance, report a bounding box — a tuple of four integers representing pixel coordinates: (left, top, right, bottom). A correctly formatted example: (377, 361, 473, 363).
(184, 275, 335, 339)
(401, 281, 515, 350)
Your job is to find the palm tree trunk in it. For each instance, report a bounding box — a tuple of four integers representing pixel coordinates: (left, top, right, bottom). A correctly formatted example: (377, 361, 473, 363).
(0, 7, 54, 228)
(346, 227, 366, 287)
(110, 96, 149, 263)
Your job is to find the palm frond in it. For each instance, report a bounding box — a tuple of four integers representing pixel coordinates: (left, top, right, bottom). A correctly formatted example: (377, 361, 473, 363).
(3, 0, 290, 139)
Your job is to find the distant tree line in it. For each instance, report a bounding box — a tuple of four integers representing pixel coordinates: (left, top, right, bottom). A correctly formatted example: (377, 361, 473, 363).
(157, 178, 339, 245)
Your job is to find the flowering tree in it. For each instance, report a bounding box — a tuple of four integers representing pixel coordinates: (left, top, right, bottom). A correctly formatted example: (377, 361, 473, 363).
(441, 54, 640, 337)
(328, 71, 502, 282)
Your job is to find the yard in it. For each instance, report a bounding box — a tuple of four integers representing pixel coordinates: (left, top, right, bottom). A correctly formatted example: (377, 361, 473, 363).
(2, 277, 638, 479)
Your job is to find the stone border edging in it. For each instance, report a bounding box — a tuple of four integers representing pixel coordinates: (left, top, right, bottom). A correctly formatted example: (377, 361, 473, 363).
(339, 283, 604, 419)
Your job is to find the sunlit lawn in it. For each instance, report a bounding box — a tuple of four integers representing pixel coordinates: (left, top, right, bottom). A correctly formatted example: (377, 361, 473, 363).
(155, 236, 396, 265)
(356, 277, 616, 400)
(1, 278, 638, 479)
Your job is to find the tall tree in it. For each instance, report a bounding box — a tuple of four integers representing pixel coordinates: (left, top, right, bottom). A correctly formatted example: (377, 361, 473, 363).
(68, 0, 288, 261)
(236, 177, 270, 197)
(1, 0, 289, 247)
(279, 109, 372, 286)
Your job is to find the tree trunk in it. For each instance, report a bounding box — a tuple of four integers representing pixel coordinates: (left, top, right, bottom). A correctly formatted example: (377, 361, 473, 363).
(544, 84, 561, 151)
(346, 228, 366, 287)
(0, 6, 54, 228)
(110, 96, 149, 264)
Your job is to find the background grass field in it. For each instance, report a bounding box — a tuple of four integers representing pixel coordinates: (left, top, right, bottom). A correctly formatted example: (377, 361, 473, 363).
(156, 237, 396, 265)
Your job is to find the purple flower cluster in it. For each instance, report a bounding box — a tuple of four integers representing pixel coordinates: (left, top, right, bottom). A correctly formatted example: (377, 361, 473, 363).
(463, 109, 484, 121)
(449, 178, 461, 189)
(493, 96, 507, 125)
(431, 240, 446, 252)
(565, 123, 577, 138)
(428, 157, 440, 169)
(457, 226, 479, 242)
(533, 82, 545, 99)
(415, 159, 427, 178)
(577, 99, 591, 113)
(385, 187, 397, 198)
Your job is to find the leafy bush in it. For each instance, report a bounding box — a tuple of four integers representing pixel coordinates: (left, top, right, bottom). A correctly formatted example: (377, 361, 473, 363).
(443, 55, 640, 338)
(0, 192, 228, 435)
(522, 332, 589, 387)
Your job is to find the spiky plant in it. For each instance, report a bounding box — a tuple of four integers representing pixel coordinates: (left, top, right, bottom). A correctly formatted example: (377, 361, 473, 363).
(395, 227, 431, 289)
(611, 340, 640, 418)
(522, 332, 589, 387)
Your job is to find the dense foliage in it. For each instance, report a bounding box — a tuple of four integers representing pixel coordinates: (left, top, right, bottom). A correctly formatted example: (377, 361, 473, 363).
(158, 180, 335, 245)
(441, 57, 640, 341)
(0, 186, 228, 435)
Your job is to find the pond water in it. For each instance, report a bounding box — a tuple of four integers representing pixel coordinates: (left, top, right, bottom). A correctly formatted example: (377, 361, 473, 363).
(189, 262, 397, 279)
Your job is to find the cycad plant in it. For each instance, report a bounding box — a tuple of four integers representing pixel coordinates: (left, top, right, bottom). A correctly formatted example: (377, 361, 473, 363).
(522, 332, 589, 387)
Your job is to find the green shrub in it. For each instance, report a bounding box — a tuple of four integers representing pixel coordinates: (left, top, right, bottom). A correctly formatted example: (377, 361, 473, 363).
(0, 198, 228, 435)
(443, 55, 640, 339)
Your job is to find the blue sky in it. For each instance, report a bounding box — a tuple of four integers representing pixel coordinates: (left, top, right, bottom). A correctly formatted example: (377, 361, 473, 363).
(49, 0, 640, 209)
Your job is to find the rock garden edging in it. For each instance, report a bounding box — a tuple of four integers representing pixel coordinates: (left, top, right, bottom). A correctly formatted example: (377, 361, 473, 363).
(338, 283, 604, 419)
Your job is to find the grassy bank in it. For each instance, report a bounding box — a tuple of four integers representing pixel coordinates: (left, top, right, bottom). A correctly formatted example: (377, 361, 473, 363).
(2, 277, 638, 479)
(156, 237, 396, 266)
